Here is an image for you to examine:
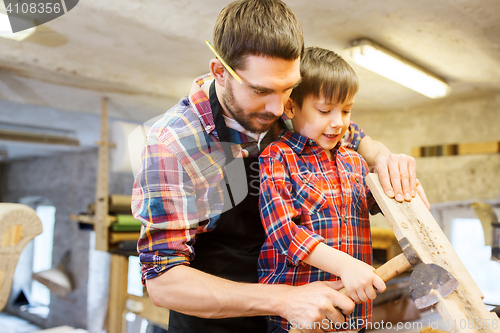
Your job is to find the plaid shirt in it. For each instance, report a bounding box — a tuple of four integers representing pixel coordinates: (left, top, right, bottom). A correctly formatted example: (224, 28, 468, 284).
(258, 130, 378, 331)
(132, 74, 366, 284)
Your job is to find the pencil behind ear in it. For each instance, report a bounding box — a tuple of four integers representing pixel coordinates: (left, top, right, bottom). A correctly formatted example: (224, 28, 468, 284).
(284, 99, 295, 119)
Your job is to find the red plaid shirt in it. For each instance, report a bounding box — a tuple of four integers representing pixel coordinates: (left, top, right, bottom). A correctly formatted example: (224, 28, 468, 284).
(258, 130, 378, 331)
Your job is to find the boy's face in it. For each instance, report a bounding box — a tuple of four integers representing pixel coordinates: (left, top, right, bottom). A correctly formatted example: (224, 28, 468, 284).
(286, 94, 354, 158)
(220, 55, 302, 134)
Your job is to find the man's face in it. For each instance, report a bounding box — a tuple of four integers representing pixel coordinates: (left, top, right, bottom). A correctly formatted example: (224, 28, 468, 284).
(221, 55, 301, 134)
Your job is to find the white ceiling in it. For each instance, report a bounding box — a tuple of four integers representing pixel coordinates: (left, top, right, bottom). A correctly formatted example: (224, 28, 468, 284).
(0, 0, 499, 159)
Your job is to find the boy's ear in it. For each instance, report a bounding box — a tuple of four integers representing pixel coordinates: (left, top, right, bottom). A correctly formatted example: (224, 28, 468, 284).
(210, 59, 227, 87)
(283, 99, 295, 119)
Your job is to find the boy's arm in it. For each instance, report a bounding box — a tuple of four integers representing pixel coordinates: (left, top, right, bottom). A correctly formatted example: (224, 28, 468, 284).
(303, 243, 386, 303)
(259, 149, 325, 266)
(357, 134, 430, 209)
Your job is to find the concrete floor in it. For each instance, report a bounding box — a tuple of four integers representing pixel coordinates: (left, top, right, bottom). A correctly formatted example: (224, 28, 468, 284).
(366, 309, 454, 333)
(0, 312, 92, 333)
(0, 312, 41, 333)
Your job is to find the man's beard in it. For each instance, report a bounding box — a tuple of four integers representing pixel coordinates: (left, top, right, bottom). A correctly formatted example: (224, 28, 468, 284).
(222, 80, 278, 134)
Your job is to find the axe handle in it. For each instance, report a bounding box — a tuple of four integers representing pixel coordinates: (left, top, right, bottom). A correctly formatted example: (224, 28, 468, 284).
(338, 252, 411, 295)
(374, 252, 412, 282)
(288, 254, 411, 333)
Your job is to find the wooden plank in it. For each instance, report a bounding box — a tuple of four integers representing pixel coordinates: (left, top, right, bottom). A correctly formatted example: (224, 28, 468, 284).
(412, 141, 499, 157)
(32, 326, 88, 333)
(412, 146, 422, 157)
(107, 254, 128, 333)
(458, 142, 500, 155)
(109, 195, 132, 213)
(109, 232, 140, 244)
(95, 97, 111, 252)
(366, 173, 499, 333)
(126, 294, 170, 327)
(69, 214, 117, 225)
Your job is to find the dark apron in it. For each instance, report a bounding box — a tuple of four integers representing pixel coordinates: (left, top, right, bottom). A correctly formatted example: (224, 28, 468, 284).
(167, 82, 267, 333)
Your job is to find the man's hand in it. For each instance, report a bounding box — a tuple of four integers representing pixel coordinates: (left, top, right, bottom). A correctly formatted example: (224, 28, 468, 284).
(276, 280, 355, 333)
(375, 154, 430, 209)
(356, 136, 430, 209)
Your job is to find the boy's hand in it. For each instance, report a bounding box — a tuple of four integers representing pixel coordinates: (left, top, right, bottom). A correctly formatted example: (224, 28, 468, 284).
(337, 258, 386, 303)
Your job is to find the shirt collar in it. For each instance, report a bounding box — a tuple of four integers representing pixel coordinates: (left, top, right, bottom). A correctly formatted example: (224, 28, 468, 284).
(189, 73, 216, 135)
(280, 130, 341, 155)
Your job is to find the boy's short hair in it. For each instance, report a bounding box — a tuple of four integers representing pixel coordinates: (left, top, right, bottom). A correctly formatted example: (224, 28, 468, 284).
(290, 47, 359, 107)
(213, 0, 304, 71)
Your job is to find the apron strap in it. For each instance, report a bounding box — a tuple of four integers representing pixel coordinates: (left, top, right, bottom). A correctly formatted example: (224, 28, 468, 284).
(209, 80, 236, 206)
(209, 80, 235, 164)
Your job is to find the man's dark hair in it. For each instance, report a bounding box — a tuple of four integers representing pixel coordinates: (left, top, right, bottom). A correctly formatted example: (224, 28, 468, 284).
(214, 0, 304, 70)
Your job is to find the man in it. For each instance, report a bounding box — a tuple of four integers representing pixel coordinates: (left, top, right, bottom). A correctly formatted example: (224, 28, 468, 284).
(132, 1, 428, 332)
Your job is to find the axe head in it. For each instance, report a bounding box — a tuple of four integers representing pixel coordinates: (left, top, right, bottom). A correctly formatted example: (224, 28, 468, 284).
(409, 262, 459, 309)
(399, 237, 459, 309)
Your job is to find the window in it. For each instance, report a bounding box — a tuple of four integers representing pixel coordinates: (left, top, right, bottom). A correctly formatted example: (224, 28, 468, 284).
(30, 205, 56, 310)
(127, 256, 143, 297)
(451, 217, 500, 305)
(125, 256, 149, 333)
(438, 202, 500, 308)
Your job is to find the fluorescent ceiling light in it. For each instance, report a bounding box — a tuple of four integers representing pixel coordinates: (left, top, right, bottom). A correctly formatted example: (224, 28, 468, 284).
(0, 3, 36, 41)
(345, 38, 450, 99)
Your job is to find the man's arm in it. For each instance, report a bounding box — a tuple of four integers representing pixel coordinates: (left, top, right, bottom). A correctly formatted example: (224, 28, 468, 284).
(147, 265, 354, 325)
(357, 135, 430, 209)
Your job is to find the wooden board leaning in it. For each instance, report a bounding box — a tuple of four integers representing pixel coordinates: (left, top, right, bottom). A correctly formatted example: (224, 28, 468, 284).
(366, 173, 499, 333)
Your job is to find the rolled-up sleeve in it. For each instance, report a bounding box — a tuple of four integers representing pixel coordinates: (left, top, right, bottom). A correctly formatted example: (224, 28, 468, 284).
(343, 121, 366, 151)
(259, 147, 324, 266)
(132, 128, 201, 283)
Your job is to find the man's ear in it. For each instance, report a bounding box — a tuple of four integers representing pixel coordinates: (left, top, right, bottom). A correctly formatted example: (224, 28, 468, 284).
(284, 99, 295, 119)
(209, 59, 227, 87)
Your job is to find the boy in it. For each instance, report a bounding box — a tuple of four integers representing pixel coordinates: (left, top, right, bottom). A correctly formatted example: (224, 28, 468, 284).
(258, 47, 386, 333)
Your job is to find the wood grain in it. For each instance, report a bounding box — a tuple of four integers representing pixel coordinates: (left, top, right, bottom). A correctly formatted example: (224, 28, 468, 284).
(106, 254, 128, 333)
(366, 173, 499, 333)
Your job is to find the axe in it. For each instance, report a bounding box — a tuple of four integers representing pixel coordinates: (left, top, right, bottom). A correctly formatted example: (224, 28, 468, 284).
(337, 237, 459, 309)
(288, 238, 459, 333)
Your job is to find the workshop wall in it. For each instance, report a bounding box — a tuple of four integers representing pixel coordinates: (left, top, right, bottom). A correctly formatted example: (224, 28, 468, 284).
(4, 149, 134, 331)
(354, 92, 500, 203)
